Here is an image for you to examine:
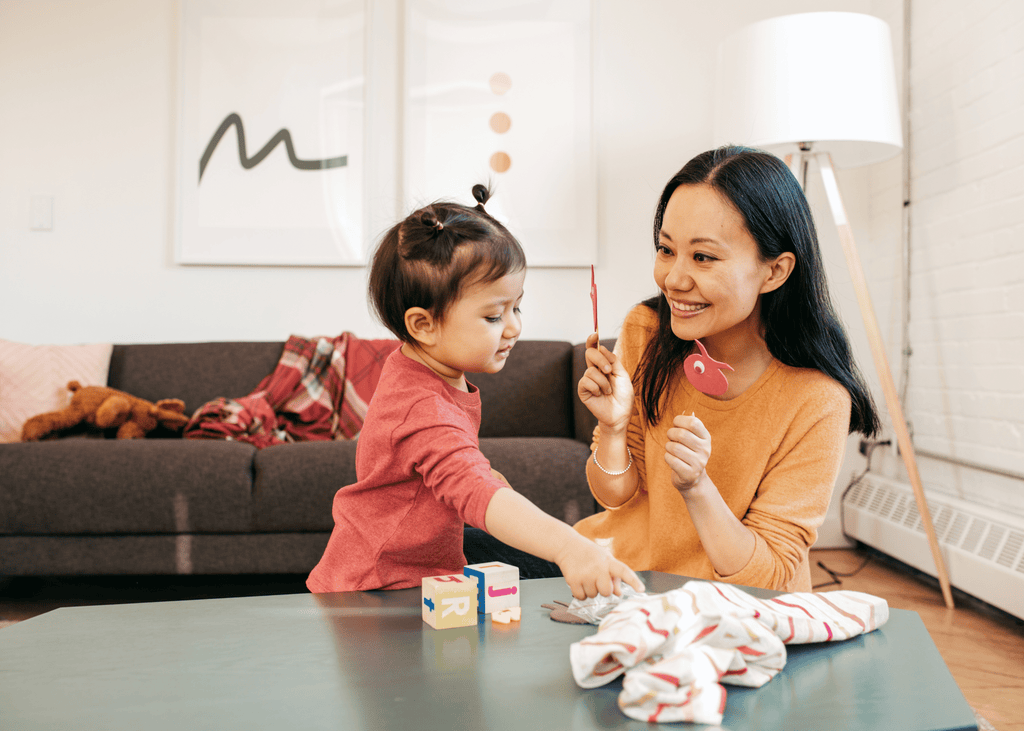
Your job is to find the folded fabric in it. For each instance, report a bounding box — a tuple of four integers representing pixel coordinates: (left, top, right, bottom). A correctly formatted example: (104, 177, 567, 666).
(570, 580, 889, 725)
(184, 333, 399, 448)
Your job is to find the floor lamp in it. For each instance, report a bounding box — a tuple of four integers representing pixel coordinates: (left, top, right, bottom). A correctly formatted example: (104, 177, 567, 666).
(713, 11, 955, 609)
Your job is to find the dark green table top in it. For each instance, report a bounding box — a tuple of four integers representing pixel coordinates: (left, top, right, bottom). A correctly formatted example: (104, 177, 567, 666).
(0, 572, 977, 730)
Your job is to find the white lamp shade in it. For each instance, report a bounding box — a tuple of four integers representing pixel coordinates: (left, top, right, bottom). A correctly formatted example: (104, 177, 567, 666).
(713, 12, 903, 168)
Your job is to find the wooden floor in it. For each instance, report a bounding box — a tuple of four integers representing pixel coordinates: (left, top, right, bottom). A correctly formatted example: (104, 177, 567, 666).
(811, 548, 1024, 731)
(2, 547, 1023, 730)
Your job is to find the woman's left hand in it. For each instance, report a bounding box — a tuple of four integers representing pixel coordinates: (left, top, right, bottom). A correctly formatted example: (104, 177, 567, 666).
(664, 414, 711, 493)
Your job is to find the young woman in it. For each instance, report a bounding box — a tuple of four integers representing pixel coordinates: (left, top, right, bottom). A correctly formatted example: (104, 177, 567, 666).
(575, 147, 879, 592)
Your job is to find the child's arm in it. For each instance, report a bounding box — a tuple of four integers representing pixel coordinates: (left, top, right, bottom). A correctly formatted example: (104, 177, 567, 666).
(483, 487, 645, 599)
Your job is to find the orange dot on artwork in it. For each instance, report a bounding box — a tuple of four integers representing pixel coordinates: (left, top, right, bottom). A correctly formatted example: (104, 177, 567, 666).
(490, 152, 511, 173)
(489, 113, 512, 134)
(489, 72, 512, 95)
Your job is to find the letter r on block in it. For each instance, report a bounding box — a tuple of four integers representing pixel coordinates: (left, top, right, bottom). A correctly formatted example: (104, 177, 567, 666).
(441, 596, 471, 618)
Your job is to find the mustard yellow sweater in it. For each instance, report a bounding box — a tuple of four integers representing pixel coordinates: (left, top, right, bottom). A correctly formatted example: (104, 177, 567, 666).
(574, 305, 851, 592)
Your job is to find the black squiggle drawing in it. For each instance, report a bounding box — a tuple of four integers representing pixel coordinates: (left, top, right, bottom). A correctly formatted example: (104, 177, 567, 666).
(198, 112, 347, 183)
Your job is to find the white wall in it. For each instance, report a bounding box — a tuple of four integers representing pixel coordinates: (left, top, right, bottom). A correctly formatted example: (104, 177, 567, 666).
(1, 0, 881, 345)
(2, 0, 902, 545)
(867, 0, 1024, 519)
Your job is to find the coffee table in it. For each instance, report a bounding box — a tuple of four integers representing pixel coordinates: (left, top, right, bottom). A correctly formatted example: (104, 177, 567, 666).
(0, 572, 977, 730)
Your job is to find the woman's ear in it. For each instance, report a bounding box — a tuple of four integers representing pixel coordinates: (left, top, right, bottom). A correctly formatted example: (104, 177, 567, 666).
(404, 307, 437, 347)
(760, 252, 796, 294)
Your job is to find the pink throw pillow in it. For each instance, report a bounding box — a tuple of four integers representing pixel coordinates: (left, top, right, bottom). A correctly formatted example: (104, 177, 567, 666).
(0, 340, 113, 443)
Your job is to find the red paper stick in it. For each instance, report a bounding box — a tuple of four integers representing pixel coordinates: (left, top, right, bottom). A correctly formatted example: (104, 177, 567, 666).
(590, 265, 599, 341)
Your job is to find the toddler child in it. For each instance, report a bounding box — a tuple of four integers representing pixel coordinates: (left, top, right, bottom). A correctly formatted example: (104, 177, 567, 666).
(308, 185, 643, 600)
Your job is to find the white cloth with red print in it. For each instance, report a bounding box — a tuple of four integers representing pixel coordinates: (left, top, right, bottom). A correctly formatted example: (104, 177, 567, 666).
(569, 581, 889, 725)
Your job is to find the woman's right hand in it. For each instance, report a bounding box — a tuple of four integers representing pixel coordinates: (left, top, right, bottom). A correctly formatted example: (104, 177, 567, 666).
(577, 332, 634, 431)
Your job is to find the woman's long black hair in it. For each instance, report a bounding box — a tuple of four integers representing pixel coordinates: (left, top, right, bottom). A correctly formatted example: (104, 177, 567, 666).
(635, 146, 880, 437)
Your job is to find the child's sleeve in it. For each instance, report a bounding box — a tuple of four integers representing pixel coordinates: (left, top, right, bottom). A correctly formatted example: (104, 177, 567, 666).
(395, 400, 506, 532)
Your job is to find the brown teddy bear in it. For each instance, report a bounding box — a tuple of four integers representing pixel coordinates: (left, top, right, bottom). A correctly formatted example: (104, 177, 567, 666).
(21, 381, 190, 441)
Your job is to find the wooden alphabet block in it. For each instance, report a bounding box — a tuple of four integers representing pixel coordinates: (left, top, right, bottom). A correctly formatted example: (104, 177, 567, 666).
(463, 561, 520, 614)
(422, 574, 478, 630)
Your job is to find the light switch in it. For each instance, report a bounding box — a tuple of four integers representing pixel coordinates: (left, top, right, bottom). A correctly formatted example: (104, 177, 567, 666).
(30, 195, 53, 231)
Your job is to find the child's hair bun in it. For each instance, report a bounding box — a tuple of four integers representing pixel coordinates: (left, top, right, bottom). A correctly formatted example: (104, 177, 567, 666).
(419, 208, 445, 234)
(472, 184, 491, 211)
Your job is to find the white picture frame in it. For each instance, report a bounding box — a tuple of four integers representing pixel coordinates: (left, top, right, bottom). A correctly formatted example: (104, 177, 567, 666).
(175, 0, 370, 266)
(403, 0, 596, 267)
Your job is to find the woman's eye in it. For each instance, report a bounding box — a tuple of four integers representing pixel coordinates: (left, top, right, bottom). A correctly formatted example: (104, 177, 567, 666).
(513, 306, 522, 315)
(656, 244, 673, 256)
(694, 253, 715, 263)
(485, 316, 502, 323)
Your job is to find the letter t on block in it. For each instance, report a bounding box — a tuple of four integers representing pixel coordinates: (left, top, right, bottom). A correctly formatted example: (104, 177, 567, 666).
(422, 574, 478, 630)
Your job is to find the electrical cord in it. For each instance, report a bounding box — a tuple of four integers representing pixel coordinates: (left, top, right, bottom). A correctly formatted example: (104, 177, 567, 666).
(813, 555, 874, 590)
(813, 439, 890, 590)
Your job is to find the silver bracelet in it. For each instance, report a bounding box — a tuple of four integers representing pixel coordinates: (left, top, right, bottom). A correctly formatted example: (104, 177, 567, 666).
(592, 447, 633, 476)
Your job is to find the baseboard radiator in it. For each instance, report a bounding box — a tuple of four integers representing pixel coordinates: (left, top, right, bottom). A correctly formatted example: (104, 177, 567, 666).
(842, 474, 1024, 620)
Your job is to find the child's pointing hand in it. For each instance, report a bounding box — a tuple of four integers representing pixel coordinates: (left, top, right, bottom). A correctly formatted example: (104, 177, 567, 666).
(556, 534, 645, 600)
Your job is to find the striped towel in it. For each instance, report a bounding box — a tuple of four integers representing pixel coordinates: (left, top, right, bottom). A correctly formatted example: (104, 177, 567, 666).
(183, 333, 399, 449)
(570, 580, 889, 725)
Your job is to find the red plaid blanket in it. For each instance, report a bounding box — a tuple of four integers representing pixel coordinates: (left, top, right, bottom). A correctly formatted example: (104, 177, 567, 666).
(183, 333, 400, 449)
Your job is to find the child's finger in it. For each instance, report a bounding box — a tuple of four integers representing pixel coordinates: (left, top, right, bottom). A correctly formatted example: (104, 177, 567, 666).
(567, 578, 586, 601)
(617, 563, 645, 593)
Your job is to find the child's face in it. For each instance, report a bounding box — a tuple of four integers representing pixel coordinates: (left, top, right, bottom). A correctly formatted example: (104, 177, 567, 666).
(432, 269, 526, 378)
(654, 184, 777, 347)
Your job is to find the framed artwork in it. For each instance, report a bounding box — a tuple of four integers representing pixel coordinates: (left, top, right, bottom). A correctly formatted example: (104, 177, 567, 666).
(175, 0, 369, 266)
(404, 0, 596, 267)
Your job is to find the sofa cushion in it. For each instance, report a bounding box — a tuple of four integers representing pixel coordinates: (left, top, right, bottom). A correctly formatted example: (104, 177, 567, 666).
(250, 436, 595, 532)
(472, 340, 574, 439)
(252, 441, 357, 531)
(481, 437, 595, 524)
(108, 342, 286, 415)
(0, 533, 331, 576)
(0, 440, 256, 534)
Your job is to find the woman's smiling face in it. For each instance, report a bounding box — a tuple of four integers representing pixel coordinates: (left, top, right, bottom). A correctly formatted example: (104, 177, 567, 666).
(653, 183, 777, 347)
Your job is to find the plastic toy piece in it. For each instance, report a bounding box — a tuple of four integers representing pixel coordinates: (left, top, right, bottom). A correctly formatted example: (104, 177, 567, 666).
(683, 339, 734, 396)
(422, 574, 478, 629)
(491, 606, 522, 624)
(590, 265, 599, 341)
(464, 561, 520, 615)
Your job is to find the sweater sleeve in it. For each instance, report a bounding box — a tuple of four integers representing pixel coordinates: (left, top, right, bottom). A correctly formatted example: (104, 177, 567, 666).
(713, 382, 851, 590)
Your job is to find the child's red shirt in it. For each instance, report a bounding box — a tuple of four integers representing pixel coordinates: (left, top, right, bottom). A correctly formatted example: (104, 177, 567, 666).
(307, 349, 503, 592)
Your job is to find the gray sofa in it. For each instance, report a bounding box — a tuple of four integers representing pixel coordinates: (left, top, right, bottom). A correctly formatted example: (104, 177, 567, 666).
(0, 339, 606, 577)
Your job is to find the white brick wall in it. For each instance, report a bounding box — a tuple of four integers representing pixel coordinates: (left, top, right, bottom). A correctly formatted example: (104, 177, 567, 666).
(871, 0, 1024, 516)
